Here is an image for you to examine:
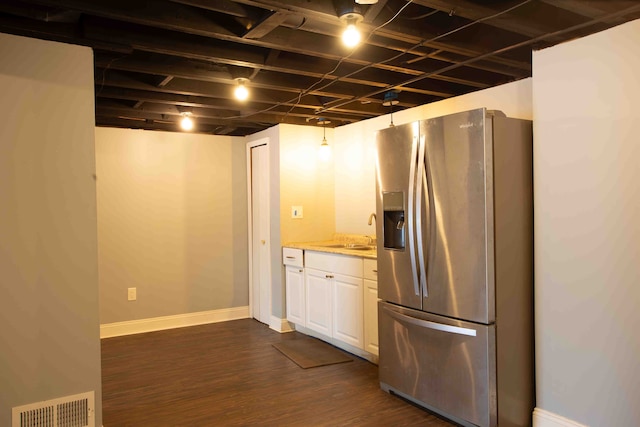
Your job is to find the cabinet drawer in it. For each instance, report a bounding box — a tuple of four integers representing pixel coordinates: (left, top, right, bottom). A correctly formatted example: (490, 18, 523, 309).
(363, 259, 378, 282)
(306, 251, 362, 277)
(283, 247, 303, 267)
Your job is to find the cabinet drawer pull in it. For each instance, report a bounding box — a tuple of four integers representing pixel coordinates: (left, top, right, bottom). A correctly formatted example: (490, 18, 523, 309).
(298, 269, 303, 273)
(372, 269, 378, 273)
(325, 274, 334, 279)
(286, 256, 296, 259)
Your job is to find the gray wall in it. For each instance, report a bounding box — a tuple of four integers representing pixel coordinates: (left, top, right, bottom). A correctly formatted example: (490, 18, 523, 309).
(0, 33, 102, 426)
(533, 19, 640, 426)
(95, 128, 248, 324)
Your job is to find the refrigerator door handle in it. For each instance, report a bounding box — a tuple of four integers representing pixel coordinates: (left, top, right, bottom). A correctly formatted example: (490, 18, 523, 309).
(415, 134, 428, 297)
(407, 130, 420, 297)
(382, 306, 477, 337)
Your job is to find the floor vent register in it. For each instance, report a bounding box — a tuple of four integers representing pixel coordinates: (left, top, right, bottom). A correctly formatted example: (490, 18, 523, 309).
(12, 391, 95, 427)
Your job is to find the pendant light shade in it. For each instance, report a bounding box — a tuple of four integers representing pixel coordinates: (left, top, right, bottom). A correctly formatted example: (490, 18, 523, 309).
(318, 118, 331, 161)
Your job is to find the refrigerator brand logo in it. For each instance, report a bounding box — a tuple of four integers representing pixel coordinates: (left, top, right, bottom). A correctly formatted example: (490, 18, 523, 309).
(459, 122, 474, 129)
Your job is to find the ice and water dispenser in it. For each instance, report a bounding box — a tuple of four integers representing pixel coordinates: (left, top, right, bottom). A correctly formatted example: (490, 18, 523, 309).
(382, 192, 405, 250)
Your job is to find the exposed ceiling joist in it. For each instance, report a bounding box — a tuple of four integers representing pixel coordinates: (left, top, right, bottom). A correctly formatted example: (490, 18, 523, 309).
(0, 0, 637, 135)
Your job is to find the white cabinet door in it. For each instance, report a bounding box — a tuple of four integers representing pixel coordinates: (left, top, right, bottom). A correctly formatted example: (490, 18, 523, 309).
(363, 278, 379, 356)
(333, 273, 364, 349)
(305, 268, 332, 336)
(285, 266, 305, 326)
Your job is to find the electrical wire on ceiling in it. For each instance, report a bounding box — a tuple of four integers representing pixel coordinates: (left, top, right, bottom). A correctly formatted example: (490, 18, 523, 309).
(279, 0, 415, 122)
(311, 0, 535, 108)
(405, 10, 440, 20)
(316, 1, 640, 114)
(224, 0, 535, 123)
(223, 0, 415, 122)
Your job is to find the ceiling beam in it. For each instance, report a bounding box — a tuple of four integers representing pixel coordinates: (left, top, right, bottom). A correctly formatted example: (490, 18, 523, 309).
(96, 69, 409, 117)
(23, 0, 533, 76)
(243, 10, 292, 39)
(92, 50, 448, 105)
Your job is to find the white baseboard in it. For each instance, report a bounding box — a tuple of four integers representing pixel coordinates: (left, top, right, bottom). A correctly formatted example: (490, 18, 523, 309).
(100, 306, 250, 338)
(533, 408, 588, 427)
(269, 315, 295, 333)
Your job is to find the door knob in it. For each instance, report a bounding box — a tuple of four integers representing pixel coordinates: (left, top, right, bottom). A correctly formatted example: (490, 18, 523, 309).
(261, 240, 266, 245)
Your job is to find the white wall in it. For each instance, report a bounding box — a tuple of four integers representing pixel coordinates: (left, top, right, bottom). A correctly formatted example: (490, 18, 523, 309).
(95, 128, 248, 324)
(0, 34, 101, 426)
(533, 19, 640, 426)
(246, 124, 335, 321)
(334, 78, 533, 234)
(278, 124, 335, 245)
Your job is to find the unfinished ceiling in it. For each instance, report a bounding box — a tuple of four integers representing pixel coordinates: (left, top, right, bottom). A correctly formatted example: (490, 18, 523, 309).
(1, 0, 638, 135)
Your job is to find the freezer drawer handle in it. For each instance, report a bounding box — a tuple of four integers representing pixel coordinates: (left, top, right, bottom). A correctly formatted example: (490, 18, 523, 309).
(383, 306, 477, 337)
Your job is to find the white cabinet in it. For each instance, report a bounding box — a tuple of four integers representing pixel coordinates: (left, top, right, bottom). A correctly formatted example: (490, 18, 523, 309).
(305, 251, 364, 349)
(283, 248, 305, 326)
(363, 259, 379, 356)
(333, 273, 364, 348)
(283, 246, 377, 359)
(305, 268, 333, 336)
(285, 266, 305, 326)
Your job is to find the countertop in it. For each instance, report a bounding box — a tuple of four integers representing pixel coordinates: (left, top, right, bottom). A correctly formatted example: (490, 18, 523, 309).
(283, 240, 377, 259)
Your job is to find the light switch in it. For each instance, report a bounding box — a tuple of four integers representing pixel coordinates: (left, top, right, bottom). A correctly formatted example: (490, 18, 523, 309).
(291, 206, 303, 219)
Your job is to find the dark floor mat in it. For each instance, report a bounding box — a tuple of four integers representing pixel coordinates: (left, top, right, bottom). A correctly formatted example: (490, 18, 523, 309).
(273, 337, 353, 369)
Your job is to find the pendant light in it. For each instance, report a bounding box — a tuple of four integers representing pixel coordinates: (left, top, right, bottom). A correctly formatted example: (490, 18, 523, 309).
(382, 90, 399, 127)
(318, 118, 331, 161)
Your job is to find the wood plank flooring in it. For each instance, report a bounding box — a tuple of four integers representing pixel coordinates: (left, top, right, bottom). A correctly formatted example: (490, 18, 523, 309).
(101, 318, 456, 426)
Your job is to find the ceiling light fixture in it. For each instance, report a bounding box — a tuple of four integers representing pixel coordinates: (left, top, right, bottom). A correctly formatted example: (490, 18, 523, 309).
(342, 22, 361, 47)
(338, 9, 364, 48)
(382, 90, 400, 127)
(234, 78, 249, 101)
(180, 112, 194, 131)
(317, 118, 331, 161)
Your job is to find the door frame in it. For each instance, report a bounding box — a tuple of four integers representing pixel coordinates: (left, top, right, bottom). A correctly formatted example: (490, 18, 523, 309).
(246, 138, 272, 324)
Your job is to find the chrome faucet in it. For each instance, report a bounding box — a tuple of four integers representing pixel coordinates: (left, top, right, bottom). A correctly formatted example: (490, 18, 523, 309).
(368, 212, 377, 226)
(367, 213, 377, 246)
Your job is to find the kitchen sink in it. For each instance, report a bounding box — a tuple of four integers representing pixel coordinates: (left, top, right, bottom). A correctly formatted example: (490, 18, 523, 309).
(316, 243, 374, 251)
(343, 244, 373, 250)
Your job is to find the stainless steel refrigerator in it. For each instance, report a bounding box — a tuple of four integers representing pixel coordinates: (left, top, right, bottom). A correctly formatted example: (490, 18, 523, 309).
(375, 108, 534, 427)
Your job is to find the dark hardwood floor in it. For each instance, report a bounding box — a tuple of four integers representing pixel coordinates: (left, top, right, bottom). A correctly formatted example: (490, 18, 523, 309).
(101, 318, 455, 426)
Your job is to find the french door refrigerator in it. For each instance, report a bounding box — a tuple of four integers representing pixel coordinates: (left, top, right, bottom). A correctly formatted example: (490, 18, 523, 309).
(375, 108, 534, 427)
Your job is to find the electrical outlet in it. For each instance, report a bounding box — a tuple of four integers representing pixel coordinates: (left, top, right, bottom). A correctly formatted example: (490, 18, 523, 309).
(291, 205, 303, 219)
(127, 287, 137, 301)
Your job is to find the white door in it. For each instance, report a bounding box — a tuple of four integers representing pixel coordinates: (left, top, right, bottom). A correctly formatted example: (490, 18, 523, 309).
(250, 143, 270, 324)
